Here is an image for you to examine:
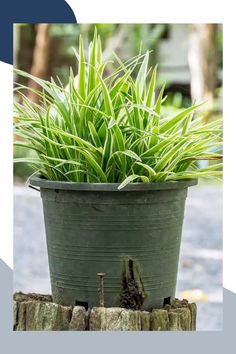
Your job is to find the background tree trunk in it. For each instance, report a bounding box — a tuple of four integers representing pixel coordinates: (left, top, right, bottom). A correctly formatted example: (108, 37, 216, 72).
(27, 24, 52, 102)
(188, 24, 218, 106)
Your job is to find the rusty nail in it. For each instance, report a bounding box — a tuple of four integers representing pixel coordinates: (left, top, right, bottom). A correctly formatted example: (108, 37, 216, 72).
(97, 272, 106, 307)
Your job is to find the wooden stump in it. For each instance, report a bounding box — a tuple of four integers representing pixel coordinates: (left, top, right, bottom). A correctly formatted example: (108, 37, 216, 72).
(13, 292, 197, 331)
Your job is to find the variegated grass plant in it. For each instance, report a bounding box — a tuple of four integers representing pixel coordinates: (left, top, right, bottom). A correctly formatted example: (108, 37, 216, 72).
(14, 29, 222, 189)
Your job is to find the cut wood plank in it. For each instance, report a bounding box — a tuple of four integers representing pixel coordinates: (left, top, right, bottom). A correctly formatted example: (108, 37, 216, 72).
(13, 292, 197, 331)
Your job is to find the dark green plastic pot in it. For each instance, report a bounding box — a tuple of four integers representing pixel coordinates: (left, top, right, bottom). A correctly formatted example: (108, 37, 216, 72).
(30, 176, 197, 310)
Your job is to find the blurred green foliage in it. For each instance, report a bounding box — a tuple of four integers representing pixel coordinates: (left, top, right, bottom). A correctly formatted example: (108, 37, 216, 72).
(14, 146, 35, 182)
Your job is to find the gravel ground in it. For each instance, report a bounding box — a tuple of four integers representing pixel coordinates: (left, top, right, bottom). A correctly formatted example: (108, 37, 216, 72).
(14, 183, 222, 331)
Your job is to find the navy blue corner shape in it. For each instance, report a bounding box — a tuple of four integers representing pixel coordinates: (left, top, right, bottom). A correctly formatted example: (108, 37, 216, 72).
(0, 0, 77, 64)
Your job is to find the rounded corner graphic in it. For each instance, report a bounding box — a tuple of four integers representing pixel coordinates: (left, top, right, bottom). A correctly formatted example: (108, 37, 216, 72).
(0, 0, 77, 64)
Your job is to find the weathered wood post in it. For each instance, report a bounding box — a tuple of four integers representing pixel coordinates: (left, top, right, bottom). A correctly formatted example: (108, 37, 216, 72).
(13, 292, 197, 331)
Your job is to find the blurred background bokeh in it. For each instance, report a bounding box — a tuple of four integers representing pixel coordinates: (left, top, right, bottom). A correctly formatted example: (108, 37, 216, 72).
(13, 23, 223, 330)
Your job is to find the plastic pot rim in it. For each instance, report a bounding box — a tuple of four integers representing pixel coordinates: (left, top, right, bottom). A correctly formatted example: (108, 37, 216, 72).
(30, 175, 198, 192)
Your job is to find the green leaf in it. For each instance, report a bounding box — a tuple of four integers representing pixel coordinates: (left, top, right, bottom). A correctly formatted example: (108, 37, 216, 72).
(135, 51, 149, 98)
(122, 150, 141, 161)
(77, 36, 86, 99)
(136, 162, 157, 179)
(160, 103, 203, 133)
(166, 170, 222, 180)
(79, 149, 107, 182)
(97, 73, 115, 117)
(155, 82, 166, 115)
(14, 157, 41, 164)
(88, 121, 102, 147)
(118, 174, 149, 190)
(141, 134, 179, 158)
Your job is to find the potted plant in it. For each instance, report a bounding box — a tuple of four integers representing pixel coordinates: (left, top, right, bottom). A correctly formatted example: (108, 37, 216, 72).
(14, 29, 222, 310)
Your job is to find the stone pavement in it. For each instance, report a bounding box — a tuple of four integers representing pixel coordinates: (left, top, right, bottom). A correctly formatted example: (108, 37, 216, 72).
(14, 183, 222, 330)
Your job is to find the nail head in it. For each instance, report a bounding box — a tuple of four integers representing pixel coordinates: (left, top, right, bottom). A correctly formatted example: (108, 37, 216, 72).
(97, 272, 106, 277)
